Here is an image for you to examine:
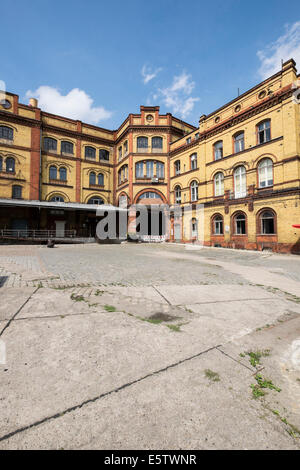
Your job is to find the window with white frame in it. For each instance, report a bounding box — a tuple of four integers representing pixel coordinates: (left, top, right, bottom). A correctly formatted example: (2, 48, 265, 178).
(146, 160, 154, 178)
(174, 160, 180, 175)
(190, 153, 197, 170)
(214, 141, 223, 160)
(190, 180, 198, 201)
(258, 158, 273, 188)
(156, 162, 164, 178)
(214, 172, 224, 197)
(136, 162, 144, 178)
(260, 210, 275, 234)
(234, 166, 247, 198)
(234, 132, 244, 153)
(234, 213, 246, 234)
(213, 215, 223, 235)
(175, 186, 181, 204)
(257, 120, 271, 144)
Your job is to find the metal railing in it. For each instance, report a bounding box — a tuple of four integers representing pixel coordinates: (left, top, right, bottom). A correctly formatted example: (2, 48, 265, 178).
(0, 229, 78, 239)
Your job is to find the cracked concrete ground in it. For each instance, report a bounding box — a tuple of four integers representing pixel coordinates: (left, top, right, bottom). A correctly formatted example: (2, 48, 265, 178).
(0, 243, 300, 449)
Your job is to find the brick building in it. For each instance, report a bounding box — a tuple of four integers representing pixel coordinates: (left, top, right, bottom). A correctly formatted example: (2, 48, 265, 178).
(0, 59, 300, 251)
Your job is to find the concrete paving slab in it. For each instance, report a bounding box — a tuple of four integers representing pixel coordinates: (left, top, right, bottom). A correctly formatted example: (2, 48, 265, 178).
(185, 299, 300, 336)
(218, 316, 300, 431)
(0, 309, 221, 438)
(0, 287, 37, 322)
(0, 348, 297, 450)
(156, 284, 276, 306)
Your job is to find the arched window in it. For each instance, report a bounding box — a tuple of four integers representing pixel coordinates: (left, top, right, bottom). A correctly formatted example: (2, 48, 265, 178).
(212, 215, 223, 235)
(257, 120, 271, 144)
(190, 180, 198, 202)
(136, 162, 144, 178)
(49, 166, 57, 180)
(174, 160, 180, 176)
(214, 172, 224, 197)
(50, 195, 64, 202)
(259, 210, 276, 234)
(99, 149, 109, 161)
(97, 173, 104, 186)
(175, 186, 181, 204)
(156, 162, 164, 178)
(118, 146, 122, 160)
(59, 167, 67, 181)
(85, 146, 96, 159)
(233, 212, 247, 235)
(0, 126, 13, 140)
(258, 158, 273, 188)
(214, 141, 223, 160)
(118, 165, 128, 185)
(88, 196, 104, 205)
(234, 166, 247, 198)
(152, 137, 163, 150)
(12, 185, 22, 199)
(234, 132, 244, 153)
(190, 153, 197, 170)
(137, 136, 148, 151)
(6, 157, 15, 173)
(89, 171, 96, 185)
(124, 141, 128, 155)
(44, 137, 57, 152)
(139, 192, 161, 200)
(119, 194, 128, 208)
(0, 156, 2, 171)
(61, 141, 74, 155)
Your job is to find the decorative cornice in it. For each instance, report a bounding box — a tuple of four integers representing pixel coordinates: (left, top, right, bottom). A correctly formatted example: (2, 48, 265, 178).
(0, 110, 41, 128)
(170, 86, 294, 157)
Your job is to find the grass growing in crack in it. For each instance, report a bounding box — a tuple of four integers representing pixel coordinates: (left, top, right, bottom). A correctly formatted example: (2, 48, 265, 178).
(167, 324, 181, 332)
(70, 293, 85, 302)
(251, 374, 281, 399)
(245, 349, 271, 368)
(204, 369, 220, 382)
(95, 290, 104, 296)
(270, 409, 300, 439)
(104, 304, 116, 312)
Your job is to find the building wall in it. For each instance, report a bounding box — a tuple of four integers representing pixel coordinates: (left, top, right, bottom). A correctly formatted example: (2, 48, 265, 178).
(1, 59, 300, 251)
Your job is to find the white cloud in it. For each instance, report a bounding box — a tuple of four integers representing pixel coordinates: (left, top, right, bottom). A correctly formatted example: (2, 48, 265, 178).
(141, 65, 162, 84)
(158, 72, 199, 119)
(25, 86, 112, 124)
(257, 22, 300, 79)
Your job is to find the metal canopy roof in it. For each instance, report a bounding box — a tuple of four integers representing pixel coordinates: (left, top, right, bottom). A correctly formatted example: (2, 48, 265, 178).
(0, 198, 127, 212)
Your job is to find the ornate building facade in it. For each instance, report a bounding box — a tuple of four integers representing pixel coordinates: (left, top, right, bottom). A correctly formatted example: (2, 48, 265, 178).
(0, 59, 300, 252)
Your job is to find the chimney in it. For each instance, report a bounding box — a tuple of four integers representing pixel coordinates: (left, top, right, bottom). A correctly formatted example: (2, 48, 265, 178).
(29, 97, 38, 107)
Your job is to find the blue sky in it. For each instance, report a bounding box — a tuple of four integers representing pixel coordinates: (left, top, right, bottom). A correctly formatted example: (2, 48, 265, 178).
(2, 0, 300, 128)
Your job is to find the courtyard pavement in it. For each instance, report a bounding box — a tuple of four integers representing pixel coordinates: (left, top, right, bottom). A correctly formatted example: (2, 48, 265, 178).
(0, 243, 300, 449)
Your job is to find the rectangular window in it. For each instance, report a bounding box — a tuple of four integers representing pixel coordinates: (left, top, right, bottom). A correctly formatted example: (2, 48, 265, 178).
(157, 162, 164, 178)
(146, 161, 154, 178)
(136, 162, 144, 178)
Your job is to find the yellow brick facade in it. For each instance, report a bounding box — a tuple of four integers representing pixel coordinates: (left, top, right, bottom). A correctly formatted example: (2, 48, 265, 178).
(0, 59, 300, 251)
